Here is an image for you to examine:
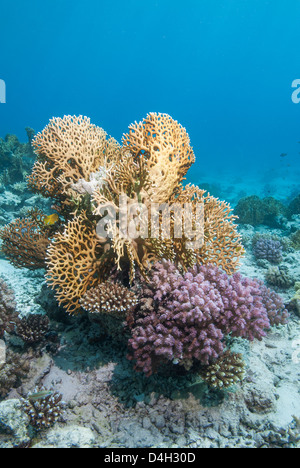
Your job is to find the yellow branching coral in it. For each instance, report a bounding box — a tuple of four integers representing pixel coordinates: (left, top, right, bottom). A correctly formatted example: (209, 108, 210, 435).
(169, 184, 244, 275)
(20, 112, 244, 314)
(0, 216, 51, 269)
(28, 115, 121, 210)
(46, 212, 103, 314)
(122, 112, 195, 202)
(92, 114, 243, 279)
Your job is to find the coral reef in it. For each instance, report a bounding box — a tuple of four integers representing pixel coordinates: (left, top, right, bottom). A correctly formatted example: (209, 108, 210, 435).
(287, 194, 300, 218)
(28, 113, 243, 314)
(252, 235, 283, 264)
(0, 130, 35, 185)
(16, 314, 50, 344)
(234, 195, 287, 227)
(0, 215, 51, 270)
(200, 350, 246, 389)
(0, 350, 30, 398)
(22, 386, 65, 429)
(0, 278, 18, 338)
(128, 262, 288, 376)
(265, 265, 294, 289)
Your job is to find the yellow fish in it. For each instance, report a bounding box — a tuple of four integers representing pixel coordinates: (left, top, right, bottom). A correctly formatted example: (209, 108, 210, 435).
(44, 213, 59, 226)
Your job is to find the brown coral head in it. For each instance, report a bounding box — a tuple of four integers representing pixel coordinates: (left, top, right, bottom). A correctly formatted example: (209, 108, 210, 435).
(80, 281, 139, 318)
(0, 217, 50, 270)
(16, 314, 50, 344)
(201, 350, 246, 389)
(22, 386, 65, 429)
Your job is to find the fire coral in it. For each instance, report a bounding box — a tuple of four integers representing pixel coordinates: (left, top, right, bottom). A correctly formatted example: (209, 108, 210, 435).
(2, 113, 244, 317)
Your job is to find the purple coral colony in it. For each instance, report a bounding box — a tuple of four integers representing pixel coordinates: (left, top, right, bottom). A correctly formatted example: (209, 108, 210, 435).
(0, 113, 298, 448)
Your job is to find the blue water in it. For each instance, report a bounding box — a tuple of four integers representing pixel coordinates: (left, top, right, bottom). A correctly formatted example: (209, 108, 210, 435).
(1, 0, 300, 180)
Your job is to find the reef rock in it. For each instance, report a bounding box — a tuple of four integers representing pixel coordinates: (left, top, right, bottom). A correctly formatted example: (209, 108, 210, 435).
(32, 425, 95, 448)
(0, 399, 30, 448)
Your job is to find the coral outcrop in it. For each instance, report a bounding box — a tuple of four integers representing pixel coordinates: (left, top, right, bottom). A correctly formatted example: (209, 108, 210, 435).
(16, 314, 50, 344)
(234, 195, 287, 227)
(0, 112, 290, 399)
(200, 350, 246, 389)
(252, 235, 283, 264)
(18, 113, 243, 314)
(0, 215, 51, 270)
(0, 350, 30, 398)
(128, 262, 288, 376)
(0, 278, 18, 338)
(22, 387, 65, 429)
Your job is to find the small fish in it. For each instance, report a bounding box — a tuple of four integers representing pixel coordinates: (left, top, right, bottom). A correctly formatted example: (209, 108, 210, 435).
(28, 390, 53, 401)
(280, 153, 288, 157)
(44, 213, 59, 226)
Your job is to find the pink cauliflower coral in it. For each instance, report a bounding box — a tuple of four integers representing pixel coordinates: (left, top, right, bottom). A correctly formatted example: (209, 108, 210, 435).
(128, 262, 288, 376)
